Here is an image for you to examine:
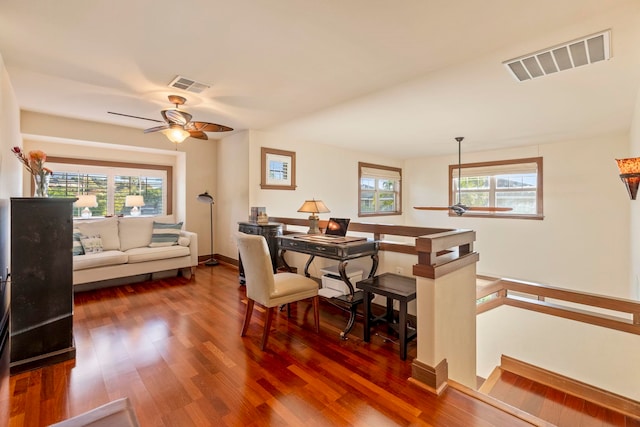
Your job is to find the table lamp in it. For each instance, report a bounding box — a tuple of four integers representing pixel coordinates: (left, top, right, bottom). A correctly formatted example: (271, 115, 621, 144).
(297, 199, 330, 234)
(74, 195, 98, 218)
(125, 195, 145, 216)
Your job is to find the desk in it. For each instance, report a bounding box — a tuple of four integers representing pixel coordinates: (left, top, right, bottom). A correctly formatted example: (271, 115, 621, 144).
(277, 234, 379, 339)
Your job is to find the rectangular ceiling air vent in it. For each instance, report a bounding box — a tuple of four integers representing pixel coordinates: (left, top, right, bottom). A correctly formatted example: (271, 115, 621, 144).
(503, 30, 611, 82)
(168, 75, 210, 93)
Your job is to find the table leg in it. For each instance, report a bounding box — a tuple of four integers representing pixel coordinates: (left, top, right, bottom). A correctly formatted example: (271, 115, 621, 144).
(368, 253, 379, 278)
(363, 290, 371, 342)
(338, 261, 355, 297)
(386, 297, 394, 323)
(303, 255, 315, 277)
(340, 302, 359, 340)
(399, 299, 408, 361)
(279, 249, 291, 272)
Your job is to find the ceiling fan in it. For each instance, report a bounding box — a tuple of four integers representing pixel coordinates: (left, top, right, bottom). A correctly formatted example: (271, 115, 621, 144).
(108, 95, 233, 144)
(414, 137, 513, 216)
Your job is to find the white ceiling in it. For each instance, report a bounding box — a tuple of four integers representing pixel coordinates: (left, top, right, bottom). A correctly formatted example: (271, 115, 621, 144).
(1, 1, 639, 158)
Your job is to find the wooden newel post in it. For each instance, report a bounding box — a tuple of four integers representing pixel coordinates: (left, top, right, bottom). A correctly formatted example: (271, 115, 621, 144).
(410, 229, 479, 394)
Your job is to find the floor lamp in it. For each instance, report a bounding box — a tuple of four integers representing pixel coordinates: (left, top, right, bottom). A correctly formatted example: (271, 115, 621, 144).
(197, 191, 218, 266)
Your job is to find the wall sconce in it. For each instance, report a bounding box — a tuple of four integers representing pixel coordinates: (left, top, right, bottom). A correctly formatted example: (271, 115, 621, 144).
(125, 195, 145, 216)
(162, 124, 190, 144)
(74, 195, 98, 218)
(616, 158, 640, 200)
(297, 199, 330, 234)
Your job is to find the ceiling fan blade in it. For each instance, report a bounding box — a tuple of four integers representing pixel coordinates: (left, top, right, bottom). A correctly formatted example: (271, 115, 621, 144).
(413, 206, 452, 211)
(414, 206, 513, 212)
(188, 130, 208, 140)
(162, 108, 192, 125)
(143, 124, 169, 134)
(188, 121, 234, 132)
(107, 111, 163, 123)
(465, 207, 513, 212)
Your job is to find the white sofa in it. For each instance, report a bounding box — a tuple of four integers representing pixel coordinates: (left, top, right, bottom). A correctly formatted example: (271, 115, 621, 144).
(72, 216, 198, 291)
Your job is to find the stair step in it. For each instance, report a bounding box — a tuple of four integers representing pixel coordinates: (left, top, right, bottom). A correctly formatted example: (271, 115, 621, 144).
(479, 357, 640, 426)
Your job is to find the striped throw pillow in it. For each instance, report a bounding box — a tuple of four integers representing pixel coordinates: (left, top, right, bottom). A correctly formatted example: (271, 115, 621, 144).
(149, 222, 183, 247)
(72, 228, 84, 256)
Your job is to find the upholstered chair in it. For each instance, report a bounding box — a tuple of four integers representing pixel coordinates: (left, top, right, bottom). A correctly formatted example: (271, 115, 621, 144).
(236, 233, 320, 350)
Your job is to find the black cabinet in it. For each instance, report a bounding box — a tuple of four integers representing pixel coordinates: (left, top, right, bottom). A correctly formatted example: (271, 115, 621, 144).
(10, 198, 76, 373)
(238, 222, 282, 283)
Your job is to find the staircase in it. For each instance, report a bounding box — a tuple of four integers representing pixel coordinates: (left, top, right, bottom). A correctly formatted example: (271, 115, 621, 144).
(478, 356, 640, 426)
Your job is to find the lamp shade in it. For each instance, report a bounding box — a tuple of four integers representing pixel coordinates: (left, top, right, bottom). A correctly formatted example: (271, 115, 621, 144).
(74, 194, 98, 208)
(74, 194, 98, 218)
(162, 125, 190, 144)
(298, 199, 329, 234)
(125, 195, 145, 207)
(197, 191, 214, 204)
(297, 199, 330, 214)
(616, 157, 640, 200)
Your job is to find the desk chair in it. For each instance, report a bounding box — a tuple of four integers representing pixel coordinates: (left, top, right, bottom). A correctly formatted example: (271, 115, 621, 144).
(237, 233, 320, 350)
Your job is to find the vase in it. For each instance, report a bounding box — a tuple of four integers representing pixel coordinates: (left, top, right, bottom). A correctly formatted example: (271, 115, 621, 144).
(33, 173, 50, 197)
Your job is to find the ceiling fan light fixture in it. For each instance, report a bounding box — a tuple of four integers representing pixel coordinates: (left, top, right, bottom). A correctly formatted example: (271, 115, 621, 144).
(163, 125, 190, 144)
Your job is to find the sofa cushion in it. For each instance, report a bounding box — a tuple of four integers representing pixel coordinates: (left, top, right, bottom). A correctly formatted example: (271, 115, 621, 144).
(126, 245, 190, 263)
(76, 217, 120, 251)
(80, 235, 103, 254)
(149, 222, 183, 247)
(119, 217, 154, 251)
(73, 250, 128, 271)
(72, 228, 84, 256)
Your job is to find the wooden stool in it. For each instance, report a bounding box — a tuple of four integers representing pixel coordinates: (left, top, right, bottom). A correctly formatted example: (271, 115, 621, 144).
(356, 273, 417, 360)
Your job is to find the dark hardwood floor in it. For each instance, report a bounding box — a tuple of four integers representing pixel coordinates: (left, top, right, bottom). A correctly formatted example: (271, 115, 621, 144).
(0, 263, 633, 426)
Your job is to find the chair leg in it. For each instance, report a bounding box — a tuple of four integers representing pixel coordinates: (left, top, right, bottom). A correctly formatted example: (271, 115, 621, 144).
(261, 307, 274, 350)
(312, 296, 320, 333)
(241, 299, 254, 337)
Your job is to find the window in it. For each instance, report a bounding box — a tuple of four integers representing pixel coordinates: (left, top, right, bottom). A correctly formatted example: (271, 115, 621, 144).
(359, 162, 402, 216)
(450, 157, 543, 219)
(45, 157, 173, 217)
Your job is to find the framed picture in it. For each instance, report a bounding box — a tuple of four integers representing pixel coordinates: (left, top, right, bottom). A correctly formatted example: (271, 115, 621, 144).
(261, 147, 297, 190)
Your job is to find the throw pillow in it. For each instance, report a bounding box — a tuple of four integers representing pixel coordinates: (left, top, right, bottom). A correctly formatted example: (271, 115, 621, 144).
(149, 222, 183, 247)
(72, 228, 84, 256)
(80, 235, 103, 254)
(76, 217, 120, 251)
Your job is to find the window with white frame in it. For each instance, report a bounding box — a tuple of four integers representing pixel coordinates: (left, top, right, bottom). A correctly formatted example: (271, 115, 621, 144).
(450, 157, 543, 219)
(359, 162, 402, 216)
(46, 157, 172, 218)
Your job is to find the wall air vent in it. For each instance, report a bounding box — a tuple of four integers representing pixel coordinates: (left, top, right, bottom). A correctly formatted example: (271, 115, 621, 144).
(168, 75, 210, 93)
(503, 30, 611, 82)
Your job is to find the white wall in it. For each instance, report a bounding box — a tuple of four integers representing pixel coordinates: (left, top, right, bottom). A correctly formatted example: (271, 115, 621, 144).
(0, 53, 22, 200)
(405, 134, 631, 298)
(629, 87, 640, 300)
(0, 52, 22, 279)
(216, 131, 250, 260)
